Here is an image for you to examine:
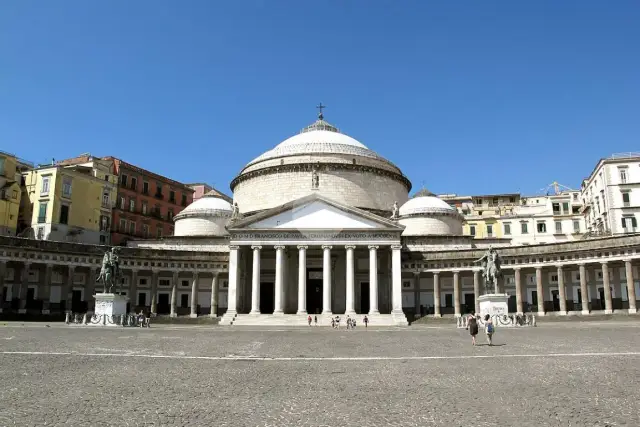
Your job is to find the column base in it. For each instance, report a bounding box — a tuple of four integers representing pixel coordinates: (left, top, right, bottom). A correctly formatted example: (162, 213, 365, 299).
(296, 310, 307, 315)
(433, 313, 442, 318)
(345, 310, 356, 315)
(581, 310, 590, 315)
(368, 310, 379, 315)
(604, 309, 613, 315)
(190, 313, 198, 318)
(629, 308, 637, 314)
(209, 313, 217, 318)
(322, 310, 333, 315)
(170, 313, 177, 318)
(454, 313, 461, 318)
(557, 311, 567, 316)
(516, 311, 523, 316)
(250, 310, 262, 315)
(273, 310, 284, 316)
(537, 311, 546, 316)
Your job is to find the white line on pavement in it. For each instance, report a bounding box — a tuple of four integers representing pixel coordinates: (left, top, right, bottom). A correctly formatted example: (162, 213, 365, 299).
(3, 350, 640, 362)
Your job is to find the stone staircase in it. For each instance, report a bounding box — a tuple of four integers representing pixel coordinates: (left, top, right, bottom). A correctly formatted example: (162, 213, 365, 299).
(220, 313, 407, 327)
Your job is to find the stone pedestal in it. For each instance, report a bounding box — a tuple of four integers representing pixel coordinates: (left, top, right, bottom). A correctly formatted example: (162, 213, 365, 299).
(478, 294, 509, 319)
(89, 293, 129, 326)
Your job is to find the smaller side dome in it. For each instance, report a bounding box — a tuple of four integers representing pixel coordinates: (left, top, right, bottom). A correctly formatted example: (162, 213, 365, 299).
(174, 193, 233, 236)
(398, 194, 463, 236)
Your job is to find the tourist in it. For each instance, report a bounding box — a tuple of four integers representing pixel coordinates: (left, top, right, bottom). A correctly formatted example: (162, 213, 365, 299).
(314, 315, 318, 326)
(363, 315, 369, 328)
(346, 315, 351, 330)
(467, 313, 479, 346)
(308, 315, 312, 326)
(336, 315, 341, 329)
(352, 319, 356, 329)
(484, 314, 494, 346)
(331, 318, 336, 329)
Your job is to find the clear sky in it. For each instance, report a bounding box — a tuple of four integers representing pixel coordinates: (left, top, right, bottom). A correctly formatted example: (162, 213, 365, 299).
(1, 1, 639, 197)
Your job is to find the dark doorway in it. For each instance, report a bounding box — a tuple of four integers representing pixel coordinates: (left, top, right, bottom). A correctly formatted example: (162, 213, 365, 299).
(464, 293, 475, 313)
(360, 282, 370, 314)
(26, 288, 36, 309)
(158, 293, 170, 314)
(180, 294, 189, 308)
(577, 289, 582, 306)
(138, 292, 147, 307)
(260, 282, 274, 313)
(508, 295, 516, 313)
(532, 290, 538, 307)
(445, 293, 453, 308)
(307, 271, 323, 314)
(598, 288, 605, 310)
(71, 290, 83, 312)
(552, 290, 560, 311)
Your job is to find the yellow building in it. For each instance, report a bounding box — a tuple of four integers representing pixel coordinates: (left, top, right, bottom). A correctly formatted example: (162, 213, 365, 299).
(20, 157, 117, 244)
(0, 150, 32, 236)
(440, 193, 520, 239)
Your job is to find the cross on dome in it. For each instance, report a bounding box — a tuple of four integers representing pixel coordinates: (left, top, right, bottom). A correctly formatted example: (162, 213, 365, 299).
(316, 102, 326, 120)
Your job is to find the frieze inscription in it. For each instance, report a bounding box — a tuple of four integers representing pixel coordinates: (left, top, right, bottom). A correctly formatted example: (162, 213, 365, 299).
(232, 231, 399, 241)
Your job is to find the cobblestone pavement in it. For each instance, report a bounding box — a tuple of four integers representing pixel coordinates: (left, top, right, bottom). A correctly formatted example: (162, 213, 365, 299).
(1, 322, 640, 426)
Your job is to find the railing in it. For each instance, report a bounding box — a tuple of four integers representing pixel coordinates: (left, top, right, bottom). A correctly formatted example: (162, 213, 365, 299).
(457, 313, 536, 328)
(154, 193, 164, 200)
(65, 312, 150, 327)
(610, 152, 640, 159)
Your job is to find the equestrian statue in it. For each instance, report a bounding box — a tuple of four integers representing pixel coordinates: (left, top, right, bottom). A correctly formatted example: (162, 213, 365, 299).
(96, 247, 122, 293)
(474, 246, 503, 294)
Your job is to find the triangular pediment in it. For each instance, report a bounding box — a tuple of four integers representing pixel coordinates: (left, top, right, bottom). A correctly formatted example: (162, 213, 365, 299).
(230, 194, 403, 231)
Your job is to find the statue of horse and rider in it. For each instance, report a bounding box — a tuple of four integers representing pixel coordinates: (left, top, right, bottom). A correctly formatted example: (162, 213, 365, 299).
(475, 246, 502, 294)
(96, 247, 122, 293)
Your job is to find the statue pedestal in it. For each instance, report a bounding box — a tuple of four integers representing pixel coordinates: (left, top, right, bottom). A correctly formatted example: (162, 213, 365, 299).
(88, 293, 129, 326)
(478, 294, 509, 318)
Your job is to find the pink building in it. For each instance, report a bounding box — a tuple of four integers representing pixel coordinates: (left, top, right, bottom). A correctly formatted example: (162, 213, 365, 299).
(187, 183, 231, 203)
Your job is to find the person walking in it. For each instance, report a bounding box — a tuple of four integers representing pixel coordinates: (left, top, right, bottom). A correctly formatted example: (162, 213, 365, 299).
(314, 315, 318, 326)
(308, 315, 312, 326)
(363, 315, 369, 328)
(346, 315, 351, 330)
(484, 314, 494, 346)
(467, 313, 479, 346)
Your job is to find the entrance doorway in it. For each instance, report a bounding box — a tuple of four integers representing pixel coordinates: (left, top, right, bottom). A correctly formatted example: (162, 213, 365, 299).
(158, 293, 170, 314)
(551, 290, 560, 311)
(260, 282, 274, 313)
(598, 287, 605, 310)
(464, 293, 475, 314)
(307, 270, 323, 314)
(71, 290, 83, 312)
(360, 282, 370, 314)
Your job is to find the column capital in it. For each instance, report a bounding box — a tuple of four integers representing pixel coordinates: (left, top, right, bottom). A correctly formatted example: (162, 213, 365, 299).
(251, 245, 262, 250)
(413, 271, 421, 277)
(433, 271, 440, 278)
(600, 260, 609, 266)
(368, 245, 379, 250)
(274, 245, 286, 250)
(296, 245, 308, 250)
(452, 270, 460, 275)
(321, 245, 332, 250)
(390, 244, 402, 250)
(229, 245, 240, 251)
(345, 245, 356, 250)
(535, 266, 543, 272)
(514, 267, 522, 271)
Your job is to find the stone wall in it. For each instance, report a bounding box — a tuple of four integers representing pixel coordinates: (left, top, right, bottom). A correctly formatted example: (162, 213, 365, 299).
(174, 217, 230, 237)
(399, 216, 463, 236)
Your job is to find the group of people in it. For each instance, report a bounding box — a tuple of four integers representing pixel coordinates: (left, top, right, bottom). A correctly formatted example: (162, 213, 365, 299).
(306, 314, 370, 329)
(466, 313, 495, 346)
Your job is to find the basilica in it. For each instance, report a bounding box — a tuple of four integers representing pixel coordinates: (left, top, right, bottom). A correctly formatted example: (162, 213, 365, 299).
(1, 112, 639, 325)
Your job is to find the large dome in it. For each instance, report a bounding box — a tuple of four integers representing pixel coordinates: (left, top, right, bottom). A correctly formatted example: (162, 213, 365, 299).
(173, 192, 233, 236)
(231, 113, 411, 215)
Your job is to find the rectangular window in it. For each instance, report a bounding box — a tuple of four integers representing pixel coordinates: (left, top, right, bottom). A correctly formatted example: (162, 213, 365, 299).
(555, 221, 562, 233)
(142, 224, 149, 237)
(562, 202, 569, 213)
(620, 168, 628, 184)
(469, 225, 476, 236)
(62, 176, 72, 197)
(41, 176, 50, 196)
(573, 220, 580, 233)
(37, 227, 44, 239)
(622, 192, 630, 206)
(537, 222, 546, 233)
(38, 202, 48, 223)
(155, 183, 163, 198)
(100, 215, 110, 232)
(143, 181, 149, 195)
(181, 280, 189, 287)
(157, 227, 162, 238)
(486, 225, 493, 237)
(131, 177, 138, 191)
(119, 196, 125, 209)
(129, 221, 136, 235)
(59, 205, 69, 225)
(509, 197, 515, 203)
(504, 223, 511, 235)
(142, 201, 148, 215)
(167, 209, 174, 220)
(169, 190, 176, 203)
(623, 216, 638, 229)
(181, 194, 187, 206)
(552, 203, 560, 214)
(121, 174, 128, 186)
(102, 190, 110, 207)
(129, 198, 135, 212)
(551, 274, 558, 283)
(521, 223, 528, 234)
(119, 219, 126, 232)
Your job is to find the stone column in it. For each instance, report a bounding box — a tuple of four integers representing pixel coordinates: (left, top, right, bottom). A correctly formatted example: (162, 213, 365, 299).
(16, 262, 30, 313)
(536, 267, 544, 315)
(368, 245, 379, 315)
(41, 264, 53, 314)
(190, 271, 199, 318)
(322, 245, 332, 315)
(273, 245, 285, 315)
(473, 269, 480, 314)
(413, 272, 421, 315)
(250, 245, 261, 314)
(170, 271, 178, 317)
(86, 267, 97, 312)
(0, 261, 4, 312)
(453, 271, 461, 317)
(296, 245, 307, 315)
(579, 263, 589, 314)
(391, 245, 403, 314)
(227, 246, 239, 315)
(150, 270, 159, 315)
(129, 269, 139, 309)
(433, 272, 441, 317)
(514, 267, 523, 314)
(345, 245, 356, 315)
(557, 265, 567, 315)
(625, 259, 637, 313)
(209, 272, 219, 317)
(601, 262, 613, 314)
(61, 264, 74, 313)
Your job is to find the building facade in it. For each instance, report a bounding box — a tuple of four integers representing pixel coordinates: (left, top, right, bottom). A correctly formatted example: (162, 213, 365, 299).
(106, 157, 194, 245)
(1, 115, 640, 325)
(581, 153, 640, 236)
(0, 151, 31, 236)
(19, 159, 117, 245)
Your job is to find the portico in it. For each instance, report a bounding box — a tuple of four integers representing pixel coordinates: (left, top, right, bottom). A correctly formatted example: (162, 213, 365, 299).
(219, 194, 408, 326)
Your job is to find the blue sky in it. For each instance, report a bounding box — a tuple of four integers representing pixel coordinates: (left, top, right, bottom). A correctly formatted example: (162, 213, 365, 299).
(1, 1, 639, 196)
